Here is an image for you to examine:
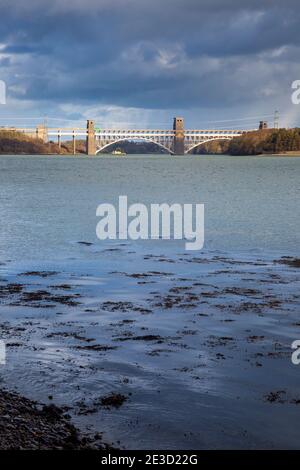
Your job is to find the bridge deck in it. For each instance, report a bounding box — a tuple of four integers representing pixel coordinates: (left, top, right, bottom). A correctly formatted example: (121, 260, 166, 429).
(1, 123, 255, 155)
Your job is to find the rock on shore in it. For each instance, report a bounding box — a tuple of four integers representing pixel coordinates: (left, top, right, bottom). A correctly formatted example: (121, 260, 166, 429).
(0, 388, 106, 450)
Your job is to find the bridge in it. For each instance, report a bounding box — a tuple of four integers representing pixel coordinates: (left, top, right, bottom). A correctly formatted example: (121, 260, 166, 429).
(4, 117, 258, 155)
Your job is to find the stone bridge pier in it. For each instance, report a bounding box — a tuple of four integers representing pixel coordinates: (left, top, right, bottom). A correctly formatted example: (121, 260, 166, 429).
(89, 118, 249, 155)
(173, 117, 185, 154)
(31, 117, 253, 155)
(86, 120, 96, 155)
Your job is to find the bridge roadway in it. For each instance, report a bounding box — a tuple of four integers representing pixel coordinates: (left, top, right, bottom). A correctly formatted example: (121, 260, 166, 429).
(2, 117, 254, 155)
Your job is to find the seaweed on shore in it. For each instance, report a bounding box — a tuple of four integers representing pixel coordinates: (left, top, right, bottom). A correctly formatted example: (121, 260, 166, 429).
(0, 389, 109, 450)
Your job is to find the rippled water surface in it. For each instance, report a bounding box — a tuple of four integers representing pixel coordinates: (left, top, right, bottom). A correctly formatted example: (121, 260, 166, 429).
(0, 154, 299, 449)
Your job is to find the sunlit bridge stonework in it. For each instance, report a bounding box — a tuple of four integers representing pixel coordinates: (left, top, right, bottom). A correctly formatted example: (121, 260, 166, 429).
(92, 117, 250, 155)
(8, 117, 253, 155)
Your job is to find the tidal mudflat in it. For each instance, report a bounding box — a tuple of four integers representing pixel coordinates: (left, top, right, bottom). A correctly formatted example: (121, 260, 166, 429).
(0, 246, 300, 449)
(0, 154, 299, 449)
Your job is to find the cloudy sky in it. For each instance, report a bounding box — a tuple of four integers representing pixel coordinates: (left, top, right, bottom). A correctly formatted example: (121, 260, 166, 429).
(0, 0, 300, 129)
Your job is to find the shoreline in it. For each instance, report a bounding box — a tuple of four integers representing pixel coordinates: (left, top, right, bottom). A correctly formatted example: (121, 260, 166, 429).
(1, 252, 300, 449)
(0, 152, 300, 157)
(0, 388, 109, 450)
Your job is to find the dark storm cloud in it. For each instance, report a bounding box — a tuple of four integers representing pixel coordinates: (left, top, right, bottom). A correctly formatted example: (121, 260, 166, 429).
(1, 0, 300, 111)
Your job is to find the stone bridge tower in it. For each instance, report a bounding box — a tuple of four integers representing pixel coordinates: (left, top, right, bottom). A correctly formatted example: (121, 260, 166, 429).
(86, 120, 96, 155)
(36, 124, 48, 143)
(173, 117, 185, 155)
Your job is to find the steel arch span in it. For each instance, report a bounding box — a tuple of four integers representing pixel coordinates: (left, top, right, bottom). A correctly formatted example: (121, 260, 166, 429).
(185, 137, 233, 154)
(95, 138, 175, 155)
(8, 116, 259, 155)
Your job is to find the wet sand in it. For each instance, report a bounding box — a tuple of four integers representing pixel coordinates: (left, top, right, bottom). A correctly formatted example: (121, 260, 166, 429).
(0, 245, 300, 449)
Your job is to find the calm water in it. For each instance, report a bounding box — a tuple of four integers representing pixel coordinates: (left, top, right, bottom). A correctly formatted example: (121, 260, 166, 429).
(0, 154, 299, 262)
(0, 154, 300, 449)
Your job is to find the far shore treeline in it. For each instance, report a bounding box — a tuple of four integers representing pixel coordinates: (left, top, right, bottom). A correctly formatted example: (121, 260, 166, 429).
(193, 128, 300, 155)
(1, 128, 300, 156)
